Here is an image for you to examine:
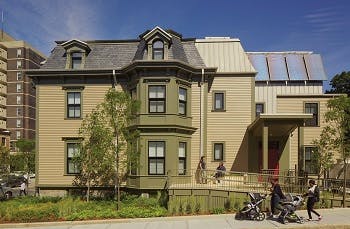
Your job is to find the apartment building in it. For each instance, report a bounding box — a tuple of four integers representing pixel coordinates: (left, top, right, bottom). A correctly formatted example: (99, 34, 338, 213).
(26, 27, 339, 193)
(0, 30, 46, 150)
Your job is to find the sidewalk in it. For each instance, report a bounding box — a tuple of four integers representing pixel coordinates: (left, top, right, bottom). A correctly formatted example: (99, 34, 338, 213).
(1, 208, 350, 229)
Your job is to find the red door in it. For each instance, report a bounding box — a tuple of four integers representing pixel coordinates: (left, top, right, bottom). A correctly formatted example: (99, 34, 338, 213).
(258, 141, 280, 175)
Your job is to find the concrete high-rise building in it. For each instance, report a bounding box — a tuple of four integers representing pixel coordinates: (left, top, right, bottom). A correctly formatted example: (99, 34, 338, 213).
(0, 30, 46, 150)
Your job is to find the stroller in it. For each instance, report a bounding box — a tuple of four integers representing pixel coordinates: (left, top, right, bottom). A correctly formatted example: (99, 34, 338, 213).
(235, 193, 266, 221)
(278, 194, 305, 224)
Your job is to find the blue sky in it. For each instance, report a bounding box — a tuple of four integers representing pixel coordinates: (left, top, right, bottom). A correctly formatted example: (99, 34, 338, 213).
(2, 0, 349, 90)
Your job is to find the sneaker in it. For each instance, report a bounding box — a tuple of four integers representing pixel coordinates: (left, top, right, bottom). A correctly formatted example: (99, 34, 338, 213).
(307, 218, 312, 221)
(318, 216, 322, 221)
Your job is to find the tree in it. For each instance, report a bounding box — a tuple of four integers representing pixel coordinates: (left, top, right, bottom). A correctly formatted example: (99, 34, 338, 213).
(76, 89, 139, 207)
(324, 95, 350, 207)
(74, 110, 115, 202)
(326, 71, 350, 96)
(101, 89, 140, 210)
(16, 139, 35, 185)
(311, 127, 334, 180)
(0, 146, 10, 175)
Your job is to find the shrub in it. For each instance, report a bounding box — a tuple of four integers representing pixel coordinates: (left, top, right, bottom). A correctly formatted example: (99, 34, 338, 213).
(211, 207, 225, 214)
(117, 206, 167, 218)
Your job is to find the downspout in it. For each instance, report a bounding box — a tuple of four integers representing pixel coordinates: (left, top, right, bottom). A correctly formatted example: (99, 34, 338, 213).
(200, 69, 204, 158)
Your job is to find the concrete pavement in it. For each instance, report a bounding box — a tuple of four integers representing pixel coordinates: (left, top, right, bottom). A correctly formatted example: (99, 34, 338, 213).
(1, 208, 350, 229)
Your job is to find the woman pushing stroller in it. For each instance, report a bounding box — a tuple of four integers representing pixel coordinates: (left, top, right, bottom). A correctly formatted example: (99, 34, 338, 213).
(269, 178, 285, 218)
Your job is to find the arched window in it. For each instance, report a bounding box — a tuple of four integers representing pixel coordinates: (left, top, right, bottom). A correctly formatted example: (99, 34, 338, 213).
(152, 40, 164, 60)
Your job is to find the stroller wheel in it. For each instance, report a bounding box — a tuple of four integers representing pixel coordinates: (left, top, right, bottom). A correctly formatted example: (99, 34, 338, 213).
(298, 217, 305, 224)
(279, 217, 288, 224)
(255, 212, 265, 221)
(235, 212, 244, 220)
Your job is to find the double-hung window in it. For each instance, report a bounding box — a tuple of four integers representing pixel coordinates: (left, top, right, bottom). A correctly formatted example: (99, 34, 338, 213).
(17, 48, 22, 57)
(149, 85, 165, 113)
(71, 52, 82, 69)
(214, 143, 224, 161)
(178, 142, 186, 175)
(67, 143, 80, 174)
(148, 141, 165, 175)
(17, 72, 22, 81)
(17, 60, 22, 69)
(213, 92, 225, 111)
(305, 103, 318, 126)
(152, 40, 164, 60)
(67, 92, 81, 118)
(305, 147, 317, 174)
(179, 87, 187, 115)
(16, 83, 22, 93)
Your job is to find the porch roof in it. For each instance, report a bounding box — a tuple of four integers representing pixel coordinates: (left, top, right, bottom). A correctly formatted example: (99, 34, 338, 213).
(248, 113, 313, 136)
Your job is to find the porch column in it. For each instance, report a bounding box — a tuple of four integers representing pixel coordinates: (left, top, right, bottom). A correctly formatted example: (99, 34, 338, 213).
(263, 125, 269, 170)
(298, 126, 305, 171)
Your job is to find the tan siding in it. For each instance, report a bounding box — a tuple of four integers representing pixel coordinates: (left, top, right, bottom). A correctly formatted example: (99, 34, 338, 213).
(277, 97, 341, 167)
(206, 76, 253, 171)
(191, 83, 201, 171)
(37, 85, 112, 186)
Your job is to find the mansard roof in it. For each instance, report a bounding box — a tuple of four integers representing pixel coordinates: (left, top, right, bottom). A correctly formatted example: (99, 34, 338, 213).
(41, 27, 206, 70)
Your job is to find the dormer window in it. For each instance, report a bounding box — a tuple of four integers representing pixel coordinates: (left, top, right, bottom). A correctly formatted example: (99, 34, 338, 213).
(152, 40, 164, 60)
(61, 39, 90, 70)
(71, 52, 82, 69)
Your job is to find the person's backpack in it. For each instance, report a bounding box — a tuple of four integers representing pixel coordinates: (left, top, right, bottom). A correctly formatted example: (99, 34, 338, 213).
(314, 186, 320, 202)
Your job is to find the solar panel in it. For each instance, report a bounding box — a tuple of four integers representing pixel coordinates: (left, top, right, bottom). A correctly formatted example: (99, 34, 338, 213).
(304, 54, 327, 81)
(267, 54, 289, 81)
(248, 54, 269, 81)
(285, 54, 308, 80)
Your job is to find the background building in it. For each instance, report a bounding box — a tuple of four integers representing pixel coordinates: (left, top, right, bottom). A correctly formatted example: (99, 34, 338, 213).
(0, 30, 46, 150)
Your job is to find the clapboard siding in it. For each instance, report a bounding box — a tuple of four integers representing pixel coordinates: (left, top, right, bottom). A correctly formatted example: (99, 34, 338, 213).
(37, 85, 113, 186)
(206, 76, 253, 170)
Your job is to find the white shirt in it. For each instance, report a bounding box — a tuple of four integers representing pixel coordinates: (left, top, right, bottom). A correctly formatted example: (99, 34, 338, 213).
(20, 182, 26, 190)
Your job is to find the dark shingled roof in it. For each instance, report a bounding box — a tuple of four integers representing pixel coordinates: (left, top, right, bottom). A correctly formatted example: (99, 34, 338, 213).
(41, 32, 206, 70)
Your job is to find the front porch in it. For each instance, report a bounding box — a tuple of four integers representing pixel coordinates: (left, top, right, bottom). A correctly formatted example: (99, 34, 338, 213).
(247, 114, 313, 173)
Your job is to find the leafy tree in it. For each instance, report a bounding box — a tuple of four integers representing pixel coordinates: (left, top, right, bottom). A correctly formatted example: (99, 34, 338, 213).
(326, 71, 350, 96)
(0, 145, 10, 175)
(324, 95, 350, 206)
(74, 110, 115, 202)
(75, 89, 139, 207)
(16, 139, 35, 184)
(101, 89, 140, 210)
(311, 127, 334, 180)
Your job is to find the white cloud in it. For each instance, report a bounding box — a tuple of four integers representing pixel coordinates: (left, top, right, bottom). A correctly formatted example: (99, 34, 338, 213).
(2, 0, 103, 54)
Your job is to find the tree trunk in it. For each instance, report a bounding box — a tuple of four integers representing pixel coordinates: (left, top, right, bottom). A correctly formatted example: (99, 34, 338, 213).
(87, 173, 91, 202)
(343, 161, 347, 207)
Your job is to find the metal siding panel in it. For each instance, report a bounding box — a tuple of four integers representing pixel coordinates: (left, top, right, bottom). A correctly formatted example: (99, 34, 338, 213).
(195, 41, 255, 73)
(248, 54, 269, 81)
(304, 54, 328, 80)
(286, 54, 308, 80)
(267, 54, 289, 81)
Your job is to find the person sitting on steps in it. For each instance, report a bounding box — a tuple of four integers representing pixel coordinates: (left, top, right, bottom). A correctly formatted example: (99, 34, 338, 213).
(214, 162, 226, 184)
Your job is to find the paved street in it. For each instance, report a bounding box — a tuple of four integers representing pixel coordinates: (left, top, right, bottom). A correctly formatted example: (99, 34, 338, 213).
(1, 208, 350, 229)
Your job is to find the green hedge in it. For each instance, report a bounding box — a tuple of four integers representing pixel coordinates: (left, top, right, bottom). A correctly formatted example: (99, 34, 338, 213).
(0, 196, 167, 223)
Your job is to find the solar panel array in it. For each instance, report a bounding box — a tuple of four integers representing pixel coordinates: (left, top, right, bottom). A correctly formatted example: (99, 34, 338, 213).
(247, 53, 327, 81)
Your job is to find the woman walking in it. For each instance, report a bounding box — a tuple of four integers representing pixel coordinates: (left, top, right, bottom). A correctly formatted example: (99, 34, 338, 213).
(305, 179, 322, 221)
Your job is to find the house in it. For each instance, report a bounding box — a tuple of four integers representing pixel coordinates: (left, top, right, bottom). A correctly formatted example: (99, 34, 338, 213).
(26, 27, 339, 195)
